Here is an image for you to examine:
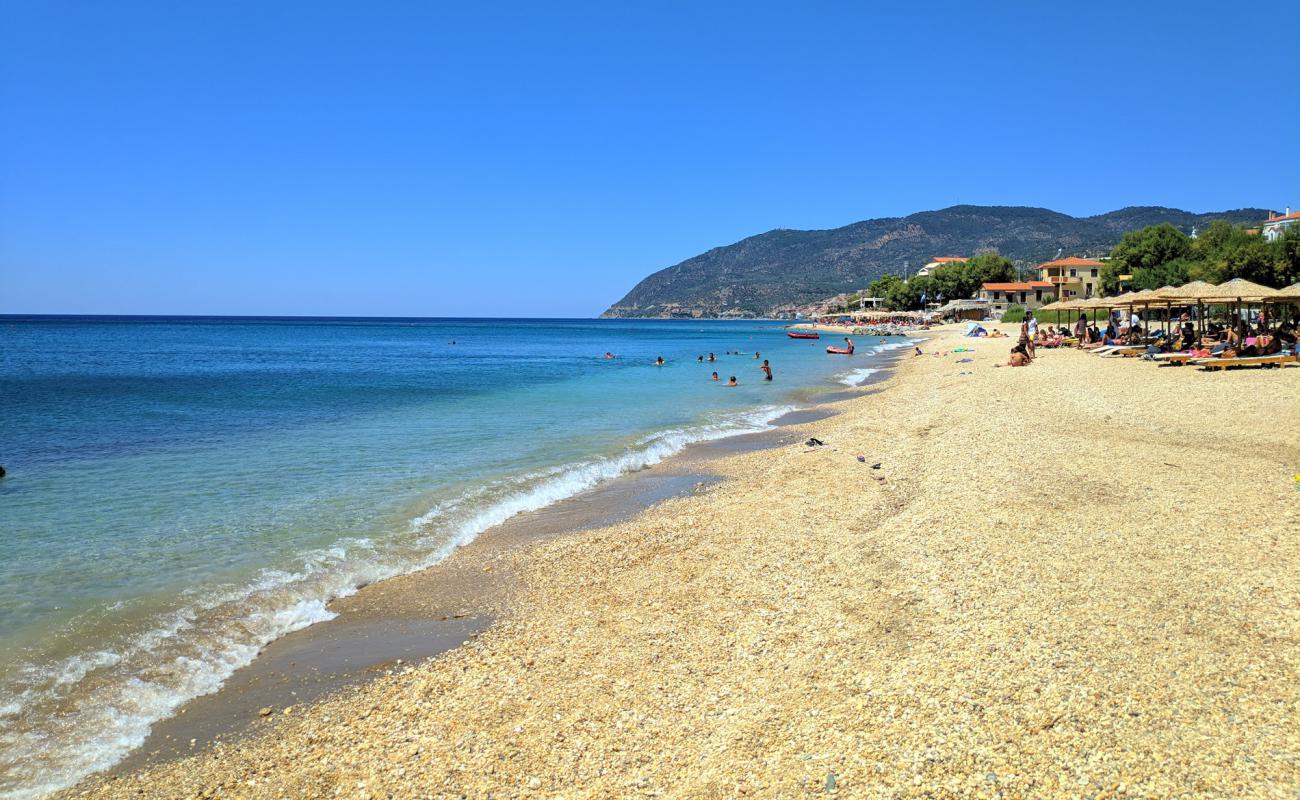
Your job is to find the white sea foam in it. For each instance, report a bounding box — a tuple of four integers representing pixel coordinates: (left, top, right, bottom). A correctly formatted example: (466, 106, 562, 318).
(836, 367, 880, 386)
(0, 403, 795, 800)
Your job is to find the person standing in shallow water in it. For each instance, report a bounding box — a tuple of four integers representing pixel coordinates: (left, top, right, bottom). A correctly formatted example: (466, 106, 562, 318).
(655, 356, 665, 366)
(759, 360, 772, 381)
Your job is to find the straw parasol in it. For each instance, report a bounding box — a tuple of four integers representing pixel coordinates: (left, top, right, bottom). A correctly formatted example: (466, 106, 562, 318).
(1156, 281, 1220, 300)
(1201, 278, 1276, 301)
(1156, 281, 1221, 337)
(1266, 282, 1300, 300)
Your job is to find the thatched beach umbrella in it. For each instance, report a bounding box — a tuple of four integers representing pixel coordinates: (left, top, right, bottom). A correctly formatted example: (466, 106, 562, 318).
(1266, 282, 1300, 299)
(1158, 281, 1222, 338)
(1266, 283, 1300, 328)
(1123, 288, 1165, 335)
(1202, 278, 1277, 334)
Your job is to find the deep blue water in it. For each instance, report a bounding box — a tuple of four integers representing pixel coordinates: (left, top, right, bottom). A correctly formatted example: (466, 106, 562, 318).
(0, 316, 909, 798)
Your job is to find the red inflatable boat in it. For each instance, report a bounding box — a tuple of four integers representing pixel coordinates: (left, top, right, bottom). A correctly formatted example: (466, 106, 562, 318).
(786, 331, 820, 339)
(825, 346, 854, 355)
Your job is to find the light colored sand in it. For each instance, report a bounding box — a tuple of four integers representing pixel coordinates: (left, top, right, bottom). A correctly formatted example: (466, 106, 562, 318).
(69, 324, 1300, 799)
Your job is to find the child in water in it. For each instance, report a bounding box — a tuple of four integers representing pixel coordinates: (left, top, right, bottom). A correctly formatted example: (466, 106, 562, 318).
(711, 371, 719, 381)
(726, 376, 738, 386)
(760, 360, 772, 381)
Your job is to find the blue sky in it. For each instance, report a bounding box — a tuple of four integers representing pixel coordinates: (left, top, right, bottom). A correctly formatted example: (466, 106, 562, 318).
(2, 1, 1297, 316)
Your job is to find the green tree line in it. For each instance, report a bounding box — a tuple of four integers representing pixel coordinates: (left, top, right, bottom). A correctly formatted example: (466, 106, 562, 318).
(865, 253, 1017, 311)
(1100, 220, 1300, 295)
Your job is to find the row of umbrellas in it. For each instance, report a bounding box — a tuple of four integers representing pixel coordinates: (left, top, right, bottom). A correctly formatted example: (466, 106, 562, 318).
(1038, 279, 1300, 337)
(1039, 279, 1300, 313)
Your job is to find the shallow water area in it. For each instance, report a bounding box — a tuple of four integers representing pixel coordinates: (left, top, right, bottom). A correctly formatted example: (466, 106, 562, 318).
(0, 316, 914, 798)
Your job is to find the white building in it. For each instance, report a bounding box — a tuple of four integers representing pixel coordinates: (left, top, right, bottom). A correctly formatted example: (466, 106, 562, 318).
(1262, 208, 1299, 242)
(915, 256, 967, 277)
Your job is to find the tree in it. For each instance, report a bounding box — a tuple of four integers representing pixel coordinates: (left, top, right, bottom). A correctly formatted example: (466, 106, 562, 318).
(961, 253, 1016, 288)
(883, 275, 938, 310)
(1105, 223, 1191, 295)
(867, 274, 902, 300)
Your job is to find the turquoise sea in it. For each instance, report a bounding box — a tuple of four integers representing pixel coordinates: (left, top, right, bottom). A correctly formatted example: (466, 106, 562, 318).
(0, 316, 914, 798)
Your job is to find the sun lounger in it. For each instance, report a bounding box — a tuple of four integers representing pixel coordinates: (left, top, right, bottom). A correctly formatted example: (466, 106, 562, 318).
(1197, 354, 1299, 371)
(1099, 345, 1146, 357)
(1149, 352, 1205, 366)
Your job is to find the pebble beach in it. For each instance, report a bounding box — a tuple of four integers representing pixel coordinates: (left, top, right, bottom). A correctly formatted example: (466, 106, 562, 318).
(66, 322, 1300, 799)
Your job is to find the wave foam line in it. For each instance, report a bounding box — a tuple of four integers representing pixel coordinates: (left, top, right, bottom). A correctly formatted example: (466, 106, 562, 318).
(0, 403, 795, 800)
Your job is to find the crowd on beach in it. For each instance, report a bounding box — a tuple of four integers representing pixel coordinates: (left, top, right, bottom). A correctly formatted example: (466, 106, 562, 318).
(964, 306, 1300, 368)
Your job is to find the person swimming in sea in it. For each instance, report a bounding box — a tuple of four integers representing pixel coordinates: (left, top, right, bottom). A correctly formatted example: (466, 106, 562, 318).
(604, 351, 617, 359)
(760, 359, 772, 381)
(726, 375, 738, 386)
(707, 352, 716, 362)
(655, 356, 665, 366)
(711, 371, 719, 381)
(754, 351, 760, 359)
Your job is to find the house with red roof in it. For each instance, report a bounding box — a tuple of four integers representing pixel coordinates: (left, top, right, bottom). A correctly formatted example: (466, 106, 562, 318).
(977, 280, 1055, 316)
(1262, 208, 1299, 242)
(1036, 256, 1105, 300)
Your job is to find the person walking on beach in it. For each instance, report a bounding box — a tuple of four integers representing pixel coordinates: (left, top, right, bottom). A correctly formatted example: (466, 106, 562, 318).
(1025, 311, 1037, 359)
(1074, 312, 1088, 347)
(759, 359, 773, 381)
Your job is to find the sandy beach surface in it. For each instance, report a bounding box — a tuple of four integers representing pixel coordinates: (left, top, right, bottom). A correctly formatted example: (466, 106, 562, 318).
(66, 323, 1299, 799)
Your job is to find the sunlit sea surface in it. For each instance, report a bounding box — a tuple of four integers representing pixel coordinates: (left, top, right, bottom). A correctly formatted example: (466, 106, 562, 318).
(0, 316, 915, 798)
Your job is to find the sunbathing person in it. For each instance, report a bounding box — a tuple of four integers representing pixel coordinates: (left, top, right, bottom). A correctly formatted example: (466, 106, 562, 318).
(1006, 343, 1031, 366)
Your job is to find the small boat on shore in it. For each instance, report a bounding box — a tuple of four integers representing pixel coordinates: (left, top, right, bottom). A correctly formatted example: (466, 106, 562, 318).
(826, 346, 854, 355)
(786, 331, 820, 339)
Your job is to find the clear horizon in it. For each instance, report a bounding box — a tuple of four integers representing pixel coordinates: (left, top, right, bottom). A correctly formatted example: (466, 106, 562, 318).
(2, 1, 1297, 317)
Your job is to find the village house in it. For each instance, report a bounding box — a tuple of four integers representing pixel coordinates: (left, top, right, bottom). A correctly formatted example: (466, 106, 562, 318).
(1262, 208, 1299, 242)
(915, 256, 966, 277)
(977, 280, 1054, 317)
(1036, 256, 1104, 300)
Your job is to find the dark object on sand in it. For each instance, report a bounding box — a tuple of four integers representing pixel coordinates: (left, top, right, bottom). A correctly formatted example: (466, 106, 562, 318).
(805, 437, 825, 447)
(871, 463, 881, 469)
(856, 455, 865, 463)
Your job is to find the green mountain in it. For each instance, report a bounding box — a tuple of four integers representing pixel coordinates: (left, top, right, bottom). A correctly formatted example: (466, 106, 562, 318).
(600, 205, 1269, 318)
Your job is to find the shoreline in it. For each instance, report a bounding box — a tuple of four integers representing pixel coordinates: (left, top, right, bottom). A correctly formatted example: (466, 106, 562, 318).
(90, 351, 909, 783)
(66, 326, 1300, 797)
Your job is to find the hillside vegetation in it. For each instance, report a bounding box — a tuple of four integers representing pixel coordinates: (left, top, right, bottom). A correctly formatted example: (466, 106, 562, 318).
(601, 205, 1268, 317)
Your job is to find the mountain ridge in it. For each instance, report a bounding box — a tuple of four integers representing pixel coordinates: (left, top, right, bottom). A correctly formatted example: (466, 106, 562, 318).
(601, 205, 1269, 318)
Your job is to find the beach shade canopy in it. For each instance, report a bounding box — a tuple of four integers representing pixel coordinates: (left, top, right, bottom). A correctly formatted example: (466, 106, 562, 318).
(1108, 291, 1142, 306)
(1156, 281, 1221, 300)
(1123, 288, 1164, 304)
(1265, 282, 1300, 300)
(1038, 300, 1065, 311)
(1201, 278, 1277, 301)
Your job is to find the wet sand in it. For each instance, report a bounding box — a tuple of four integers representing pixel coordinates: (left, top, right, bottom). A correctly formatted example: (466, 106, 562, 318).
(69, 327, 1298, 798)
(108, 369, 895, 774)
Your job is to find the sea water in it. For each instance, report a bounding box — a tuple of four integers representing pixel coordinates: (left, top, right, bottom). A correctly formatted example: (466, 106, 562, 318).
(0, 316, 915, 798)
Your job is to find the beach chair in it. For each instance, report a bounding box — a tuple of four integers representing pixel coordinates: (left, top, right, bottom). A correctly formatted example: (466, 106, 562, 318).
(1196, 354, 1299, 371)
(1148, 352, 1205, 366)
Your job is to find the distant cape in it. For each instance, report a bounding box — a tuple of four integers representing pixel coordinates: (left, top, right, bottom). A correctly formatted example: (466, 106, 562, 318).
(600, 205, 1267, 318)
